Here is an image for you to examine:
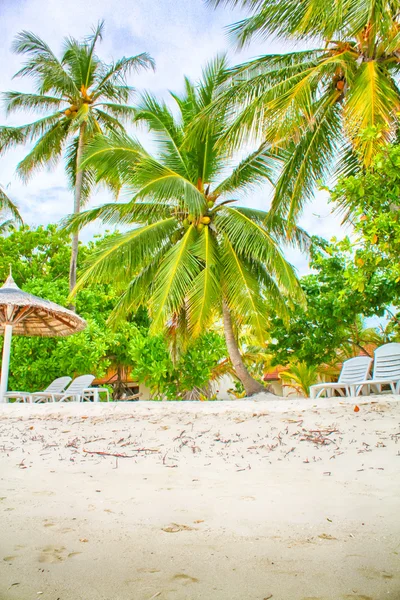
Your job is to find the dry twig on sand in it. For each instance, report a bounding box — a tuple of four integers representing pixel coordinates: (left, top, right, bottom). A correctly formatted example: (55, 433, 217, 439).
(83, 448, 159, 457)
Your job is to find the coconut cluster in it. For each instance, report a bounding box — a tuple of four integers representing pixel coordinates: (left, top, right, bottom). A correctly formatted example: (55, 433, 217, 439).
(182, 213, 212, 232)
(64, 86, 94, 119)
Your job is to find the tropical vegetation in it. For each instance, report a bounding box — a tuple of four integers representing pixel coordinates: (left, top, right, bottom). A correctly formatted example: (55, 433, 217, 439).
(0, 7, 399, 400)
(0, 21, 154, 291)
(206, 0, 400, 222)
(0, 225, 230, 398)
(66, 57, 309, 396)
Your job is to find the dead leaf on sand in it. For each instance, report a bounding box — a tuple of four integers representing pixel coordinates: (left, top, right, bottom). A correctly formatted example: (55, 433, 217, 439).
(318, 533, 337, 540)
(79, 538, 89, 543)
(162, 523, 196, 533)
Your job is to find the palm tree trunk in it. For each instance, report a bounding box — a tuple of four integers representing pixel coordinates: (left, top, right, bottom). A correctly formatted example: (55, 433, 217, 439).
(69, 123, 86, 298)
(222, 300, 266, 397)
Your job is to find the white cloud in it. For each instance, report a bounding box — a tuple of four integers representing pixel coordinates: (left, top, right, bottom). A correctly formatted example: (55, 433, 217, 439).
(0, 0, 348, 273)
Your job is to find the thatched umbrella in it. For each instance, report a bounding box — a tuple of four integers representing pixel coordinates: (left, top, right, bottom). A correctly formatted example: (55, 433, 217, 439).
(0, 272, 86, 402)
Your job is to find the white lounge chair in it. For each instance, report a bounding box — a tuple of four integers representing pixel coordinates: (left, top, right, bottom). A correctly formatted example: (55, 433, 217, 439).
(309, 356, 373, 399)
(5, 376, 72, 403)
(355, 342, 400, 396)
(49, 374, 95, 402)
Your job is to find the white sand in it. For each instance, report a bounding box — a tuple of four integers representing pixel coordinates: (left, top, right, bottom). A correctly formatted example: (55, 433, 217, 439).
(0, 396, 399, 600)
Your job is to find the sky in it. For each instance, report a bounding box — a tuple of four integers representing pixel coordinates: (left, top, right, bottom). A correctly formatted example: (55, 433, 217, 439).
(0, 0, 349, 275)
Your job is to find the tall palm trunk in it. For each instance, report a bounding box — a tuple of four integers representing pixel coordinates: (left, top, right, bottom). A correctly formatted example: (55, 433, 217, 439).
(222, 300, 266, 397)
(69, 123, 86, 299)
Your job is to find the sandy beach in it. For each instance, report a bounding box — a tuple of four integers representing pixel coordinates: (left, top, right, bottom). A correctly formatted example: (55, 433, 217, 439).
(0, 396, 399, 600)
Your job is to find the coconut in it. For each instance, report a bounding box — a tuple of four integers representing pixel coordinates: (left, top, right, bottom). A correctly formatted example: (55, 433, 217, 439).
(172, 232, 180, 243)
(182, 218, 189, 228)
(201, 216, 211, 225)
(188, 214, 195, 223)
(336, 80, 345, 91)
(207, 200, 214, 209)
(197, 223, 205, 232)
(64, 109, 71, 117)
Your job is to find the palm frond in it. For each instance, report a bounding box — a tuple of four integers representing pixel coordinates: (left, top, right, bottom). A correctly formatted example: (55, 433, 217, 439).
(216, 206, 302, 297)
(271, 94, 343, 222)
(131, 156, 207, 216)
(84, 20, 104, 89)
(3, 92, 63, 115)
(16, 119, 71, 181)
(63, 199, 173, 232)
(0, 186, 23, 225)
(0, 112, 64, 154)
(134, 92, 189, 177)
(214, 141, 280, 196)
(150, 225, 201, 331)
(80, 131, 146, 187)
(94, 53, 155, 96)
(344, 60, 400, 165)
(12, 30, 78, 98)
(222, 235, 268, 341)
(73, 218, 177, 294)
(187, 226, 221, 336)
(94, 103, 137, 121)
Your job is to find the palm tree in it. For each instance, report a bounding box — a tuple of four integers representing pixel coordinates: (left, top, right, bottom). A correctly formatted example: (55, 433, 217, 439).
(66, 57, 308, 396)
(0, 21, 154, 293)
(0, 185, 22, 234)
(279, 362, 319, 397)
(204, 0, 400, 222)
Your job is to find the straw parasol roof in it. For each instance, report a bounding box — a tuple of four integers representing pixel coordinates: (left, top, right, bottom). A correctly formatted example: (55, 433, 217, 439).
(0, 273, 86, 337)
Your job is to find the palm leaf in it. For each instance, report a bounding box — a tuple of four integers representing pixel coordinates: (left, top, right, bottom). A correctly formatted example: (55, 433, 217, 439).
(150, 225, 201, 331)
(73, 218, 177, 294)
(222, 235, 267, 341)
(344, 60, 400, 165)
(17, 119, 71, 180)
(187, 226, 221, 336)
(0, 186, 23, 225)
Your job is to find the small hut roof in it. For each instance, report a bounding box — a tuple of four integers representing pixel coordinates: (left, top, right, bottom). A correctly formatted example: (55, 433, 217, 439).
(0, 274, 86, 337)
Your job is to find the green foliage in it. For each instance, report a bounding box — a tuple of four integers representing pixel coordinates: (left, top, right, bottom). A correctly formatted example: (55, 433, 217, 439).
(0, 225, 139, 391)
(8, 322, 109, 391)
(202, 1, 400, 222)
(208, 0, 395, 44)
(69, 58, 306, 343)
(279, 362, 319, 397)
(268, 239, 391, 366)
(332, 144, 400, 302)
(0, 224, 229, 397)
(129, 331, 227, 399)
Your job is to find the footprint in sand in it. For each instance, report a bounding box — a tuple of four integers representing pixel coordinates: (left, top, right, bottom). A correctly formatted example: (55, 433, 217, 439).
(342, 596, 373, 600)
(172, 574, 199, 584)
(3, 555, 17, 562)
(162, 523, 197, 533)
(38, 546, 67, 563)
(43, 521, 74, 534)
(138, 568, 160, 574)
(358, 566, 394, 581)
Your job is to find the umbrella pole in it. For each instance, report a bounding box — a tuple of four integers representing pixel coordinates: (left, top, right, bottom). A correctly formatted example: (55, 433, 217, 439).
(0, 324, 12, 403)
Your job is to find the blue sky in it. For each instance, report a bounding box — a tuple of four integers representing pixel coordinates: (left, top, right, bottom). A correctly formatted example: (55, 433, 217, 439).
(0, 0, 349, 274)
